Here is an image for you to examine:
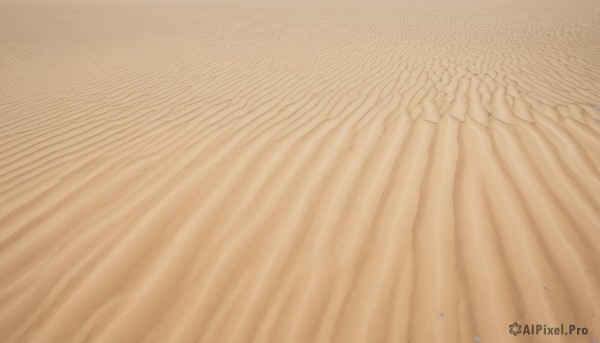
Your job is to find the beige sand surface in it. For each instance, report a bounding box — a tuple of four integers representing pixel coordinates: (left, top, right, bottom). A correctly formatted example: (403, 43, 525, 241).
(1, 0, 599, 342)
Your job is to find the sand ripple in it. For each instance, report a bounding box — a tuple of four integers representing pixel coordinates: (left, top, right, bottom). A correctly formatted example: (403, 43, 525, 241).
(1, 1, 599, 342)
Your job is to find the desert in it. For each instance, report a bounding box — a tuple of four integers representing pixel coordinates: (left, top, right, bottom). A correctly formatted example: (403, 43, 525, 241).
(0, 0, 599, 342)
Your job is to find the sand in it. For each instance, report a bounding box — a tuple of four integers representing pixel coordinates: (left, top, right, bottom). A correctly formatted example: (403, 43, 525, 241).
(0, 0, 599, 342)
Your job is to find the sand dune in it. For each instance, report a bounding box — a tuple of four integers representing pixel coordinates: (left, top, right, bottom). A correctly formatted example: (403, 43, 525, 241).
(1, 0, 599, 342)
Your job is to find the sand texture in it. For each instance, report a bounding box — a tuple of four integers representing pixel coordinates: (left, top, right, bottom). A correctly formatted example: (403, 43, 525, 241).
(1, 0, 600, 342)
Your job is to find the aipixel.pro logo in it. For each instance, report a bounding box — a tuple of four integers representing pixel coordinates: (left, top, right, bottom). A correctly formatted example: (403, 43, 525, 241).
(508, 321, 588, 337)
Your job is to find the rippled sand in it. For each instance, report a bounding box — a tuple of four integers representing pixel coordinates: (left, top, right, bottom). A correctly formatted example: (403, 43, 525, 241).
(1, 0, 599, 342)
